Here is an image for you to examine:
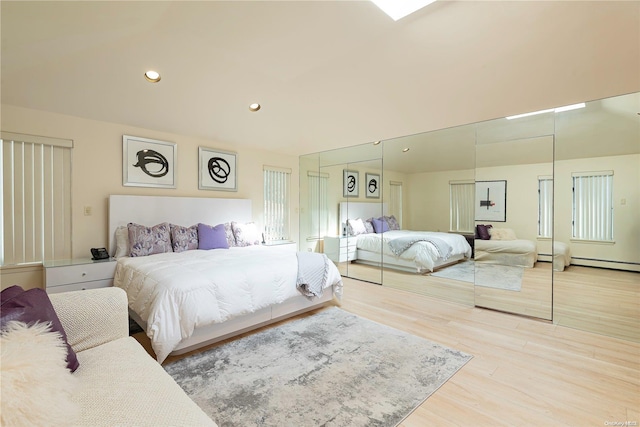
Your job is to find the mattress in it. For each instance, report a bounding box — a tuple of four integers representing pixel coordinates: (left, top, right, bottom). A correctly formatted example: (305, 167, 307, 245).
(114, 246, 343, 363)
(474, 239, 538, 268)
(355, 230, 472, 272)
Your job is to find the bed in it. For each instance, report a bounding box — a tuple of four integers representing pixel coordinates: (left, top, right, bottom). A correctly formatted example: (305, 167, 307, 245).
(109, 195, 343, 363)
(473, 226, 538, 268)
(338, 202, 472, 273)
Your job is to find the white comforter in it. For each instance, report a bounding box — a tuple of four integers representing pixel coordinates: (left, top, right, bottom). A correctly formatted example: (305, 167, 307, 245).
(114, 247, 343, 363)
(355, 230, 472, 272)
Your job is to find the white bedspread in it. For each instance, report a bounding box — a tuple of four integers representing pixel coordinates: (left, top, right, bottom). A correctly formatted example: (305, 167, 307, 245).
(355, 230, 472, 272)
(114, 247, 343, 363)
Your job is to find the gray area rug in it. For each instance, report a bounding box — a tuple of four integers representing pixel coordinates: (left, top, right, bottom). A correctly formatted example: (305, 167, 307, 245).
(431, 260, 524, 291)
(164, 307, 472, 427)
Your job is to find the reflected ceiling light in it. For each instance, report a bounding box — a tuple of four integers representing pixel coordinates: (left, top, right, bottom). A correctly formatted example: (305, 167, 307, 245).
(370, 0, 437, 21)
(402, 148, 410, 152)
(249, 103, 261, 112)
(506, 102, 585, 120)
(144, 70, 161, 83)
(373, 141, 381, 145)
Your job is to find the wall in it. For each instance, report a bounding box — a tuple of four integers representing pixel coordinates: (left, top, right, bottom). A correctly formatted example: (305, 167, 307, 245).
(1, 105, 299, 289)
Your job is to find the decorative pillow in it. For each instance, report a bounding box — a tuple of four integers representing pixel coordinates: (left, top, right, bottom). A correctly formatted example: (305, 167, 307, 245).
(347, 218, 367, 236)
(385, 215, 400, 230)
(372, 217, 390, 234)
(170, 224, 199, 253)
(224, 222, 238, 247)
(0, 285, 79, 372)
(128, 222, 172, 257)
(476, 224, 493, 240)
(231, 222, 261, 246)
(198, 223, 229, 250)
(363, 218, 375, 234)
(489, 227, 517, 240)
(113, 225, 130, 258)
(1, 321, 79, 427)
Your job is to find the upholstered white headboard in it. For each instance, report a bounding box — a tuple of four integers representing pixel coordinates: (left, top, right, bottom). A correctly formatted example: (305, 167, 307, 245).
(108, 195, 252, 253)
(339, 202, 388, 228)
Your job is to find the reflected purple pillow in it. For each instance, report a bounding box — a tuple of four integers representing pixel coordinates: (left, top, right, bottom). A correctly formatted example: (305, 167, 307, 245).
(372, 217, 389, 234)
(476, 224, 492, 240)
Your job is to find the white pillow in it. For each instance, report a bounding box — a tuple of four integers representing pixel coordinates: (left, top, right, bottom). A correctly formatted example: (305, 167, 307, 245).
(489, 227, 517, 240)
(232, 221, 261, 246)
(113, 225, 130, 258)
(347, 218, 367, 235)
(1, 321, 79, 427)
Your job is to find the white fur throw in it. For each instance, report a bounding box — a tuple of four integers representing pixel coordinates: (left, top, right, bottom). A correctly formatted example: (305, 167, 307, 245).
(489, 227, 517, 240)
(1, 321, 79, 427)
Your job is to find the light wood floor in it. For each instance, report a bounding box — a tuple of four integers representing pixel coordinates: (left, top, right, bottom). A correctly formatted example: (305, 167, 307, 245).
(344, 261, 639, 342)
(135, 277, 639, 426)
(338, 278, 639, 427)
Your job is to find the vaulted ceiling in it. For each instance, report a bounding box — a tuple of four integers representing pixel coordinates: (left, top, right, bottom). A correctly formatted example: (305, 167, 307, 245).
(2, 1, 639, 157)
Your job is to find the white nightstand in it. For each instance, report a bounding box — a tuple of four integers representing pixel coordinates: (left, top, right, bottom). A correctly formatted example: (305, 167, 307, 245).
(323, 236, 357, 263)
(44, 258, 117, 294)
(262, 241, 297, 252)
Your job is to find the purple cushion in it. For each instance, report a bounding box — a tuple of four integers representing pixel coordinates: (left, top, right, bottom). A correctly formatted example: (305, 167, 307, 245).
(477, 224, 493, 240)
(198, 223, 230, 250)
(170, 224, 199, 253)
(128, 222, 173, 257)
(372, 217, 389, 234)
(0, 285, 79, 372)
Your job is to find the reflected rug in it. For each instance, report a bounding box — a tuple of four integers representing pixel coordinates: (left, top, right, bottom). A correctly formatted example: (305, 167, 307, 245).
(164, 307, 472, 427)
(431, 261, 524, 291)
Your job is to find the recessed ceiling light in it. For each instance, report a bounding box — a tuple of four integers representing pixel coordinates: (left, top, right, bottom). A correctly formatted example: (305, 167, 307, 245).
(370, 0, 437, 21)
(402, 148, 410, 152)
(144, 70, 161, 83)
(249, 103, 261, 112)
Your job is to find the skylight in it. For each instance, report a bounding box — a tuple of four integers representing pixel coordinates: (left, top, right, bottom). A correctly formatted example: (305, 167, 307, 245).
(370, 0, 437, 21)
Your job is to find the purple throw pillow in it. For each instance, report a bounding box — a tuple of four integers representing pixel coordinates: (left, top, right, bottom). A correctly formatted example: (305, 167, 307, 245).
(372, 217, 389, 234)
(477, 224, 493, 240)
(198, 223, 230, 250)
(170, 224, 199, 253)
(0, 285, 79, 372)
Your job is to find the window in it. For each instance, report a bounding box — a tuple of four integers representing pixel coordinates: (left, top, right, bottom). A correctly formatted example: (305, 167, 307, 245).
(263, 166, 291, 242)
(572, 171, 613, 241)
(389, 181, 403, 228)
(449, 181, 474, 233)
(1, 132, 72, 266)
(538, 176, 553, 238)
(307, 171, 329, 240)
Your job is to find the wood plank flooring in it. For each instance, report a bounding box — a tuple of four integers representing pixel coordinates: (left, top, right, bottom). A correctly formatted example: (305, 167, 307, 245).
(134, 275, 639, 426)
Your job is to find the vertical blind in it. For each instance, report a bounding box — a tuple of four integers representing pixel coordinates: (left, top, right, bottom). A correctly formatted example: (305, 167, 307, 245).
(2, 132, 72, 266)
(307, 171, 329, 240)
(263, 166, 291, 241)
(449, 181, 474, 233)
(538, 176, 553, 238)
(572, 171, 614, 241)
(389, 181, 403, 228)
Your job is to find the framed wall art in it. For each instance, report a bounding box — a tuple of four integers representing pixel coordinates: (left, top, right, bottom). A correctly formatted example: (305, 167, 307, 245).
(343, 170, 359, 198)
(199, 147, 238, 191)
(123, 135, 176, 188)
(475, 180, 507, 222)
(365, 173, 380, 199)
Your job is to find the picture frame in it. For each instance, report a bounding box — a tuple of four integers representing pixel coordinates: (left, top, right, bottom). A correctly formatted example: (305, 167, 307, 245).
(343, 170, 359, 198)
(123, 135, 176, 188)
(475, 180, 507, 222)
(365, 173, 380, 199)
(198, 147, 238, 191)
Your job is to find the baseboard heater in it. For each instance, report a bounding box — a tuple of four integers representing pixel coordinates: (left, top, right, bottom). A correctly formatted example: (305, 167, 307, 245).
(538, 253, 640, 273)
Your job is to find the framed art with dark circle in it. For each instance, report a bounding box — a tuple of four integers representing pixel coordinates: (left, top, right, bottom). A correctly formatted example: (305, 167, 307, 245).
(199, 147, 238, 191)
(365, 173, 380, 198)
(123, 135, 176, 188)
(343, 170, 359, 197)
